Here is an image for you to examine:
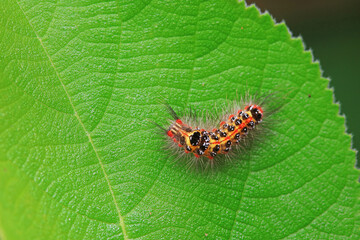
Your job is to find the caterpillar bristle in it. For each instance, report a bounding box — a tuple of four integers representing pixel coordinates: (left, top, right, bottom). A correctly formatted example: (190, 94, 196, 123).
(164, 102, 180, 120)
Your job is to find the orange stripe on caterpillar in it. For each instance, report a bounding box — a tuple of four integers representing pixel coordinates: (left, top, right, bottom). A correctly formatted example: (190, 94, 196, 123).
(166, 104, 264, 159)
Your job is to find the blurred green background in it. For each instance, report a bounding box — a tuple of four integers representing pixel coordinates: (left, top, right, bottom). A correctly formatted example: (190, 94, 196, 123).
(247, 0, 360, 167)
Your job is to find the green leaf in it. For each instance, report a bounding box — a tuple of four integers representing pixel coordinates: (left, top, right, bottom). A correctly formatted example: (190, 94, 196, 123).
(1, 0, 359, 239)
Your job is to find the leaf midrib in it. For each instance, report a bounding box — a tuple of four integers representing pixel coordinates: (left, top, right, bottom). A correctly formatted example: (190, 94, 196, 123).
(14, 1, 128, 238)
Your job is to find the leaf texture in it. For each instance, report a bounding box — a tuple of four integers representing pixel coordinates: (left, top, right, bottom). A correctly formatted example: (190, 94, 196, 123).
(0, 0, 359, 239)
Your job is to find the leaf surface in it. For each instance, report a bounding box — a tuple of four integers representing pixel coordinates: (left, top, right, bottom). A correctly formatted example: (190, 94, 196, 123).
(0, 0, 359, 239)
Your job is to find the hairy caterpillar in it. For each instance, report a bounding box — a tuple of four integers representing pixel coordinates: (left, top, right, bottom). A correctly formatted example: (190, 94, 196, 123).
(166, 104, 263, 159)
(154, 92, 282, 170)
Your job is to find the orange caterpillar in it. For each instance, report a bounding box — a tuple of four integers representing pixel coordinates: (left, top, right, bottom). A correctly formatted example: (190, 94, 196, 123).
(165, 104, 264, 159)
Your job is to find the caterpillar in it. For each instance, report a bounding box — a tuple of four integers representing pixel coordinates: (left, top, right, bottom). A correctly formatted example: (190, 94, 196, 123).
(165, 103, 264, 160)
(154, 89, 290, 170)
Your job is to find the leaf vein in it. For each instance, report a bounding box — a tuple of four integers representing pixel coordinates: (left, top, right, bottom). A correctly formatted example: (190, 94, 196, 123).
(14, 1, 128, 238)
